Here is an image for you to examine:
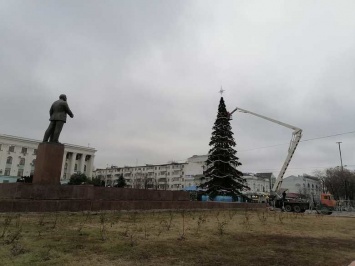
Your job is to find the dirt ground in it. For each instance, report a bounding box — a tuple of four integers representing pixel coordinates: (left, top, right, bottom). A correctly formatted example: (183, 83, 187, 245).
(0, 209, 354, 266)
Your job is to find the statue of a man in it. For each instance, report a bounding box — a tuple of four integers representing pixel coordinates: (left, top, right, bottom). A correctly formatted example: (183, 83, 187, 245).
(43, 94, 74, 143)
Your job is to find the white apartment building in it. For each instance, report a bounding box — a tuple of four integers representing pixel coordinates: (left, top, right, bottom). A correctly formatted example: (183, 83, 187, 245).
(183, 155, 275, 194)
(94, 162, 187, 190)
(184, 155, 208, 187)
(281, 174, 322, 197)
(94, 155, 210, 190)
(94, 154, 276, 193)
(0, 134, 96, 180)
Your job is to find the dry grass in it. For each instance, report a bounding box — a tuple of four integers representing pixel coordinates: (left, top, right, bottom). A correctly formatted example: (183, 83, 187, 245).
(0, 209, 354, 266)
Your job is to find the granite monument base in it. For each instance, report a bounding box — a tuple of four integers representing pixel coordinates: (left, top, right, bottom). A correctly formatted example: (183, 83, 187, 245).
(33, 142, 64, 185)
(0, 183, 266, 212)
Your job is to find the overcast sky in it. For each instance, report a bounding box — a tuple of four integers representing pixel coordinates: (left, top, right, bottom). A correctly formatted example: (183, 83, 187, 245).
(1, 0, 355, 177)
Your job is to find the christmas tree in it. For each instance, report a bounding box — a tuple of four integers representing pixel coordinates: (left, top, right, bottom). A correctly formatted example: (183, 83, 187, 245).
(200, 97, 247, 199)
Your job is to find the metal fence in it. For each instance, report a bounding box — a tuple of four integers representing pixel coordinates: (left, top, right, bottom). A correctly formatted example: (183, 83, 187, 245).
(335, 200, 355, 212)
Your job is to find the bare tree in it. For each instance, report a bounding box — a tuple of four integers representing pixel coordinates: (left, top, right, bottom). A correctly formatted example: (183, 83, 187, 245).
(323, 168, 355, 200)
(313, 170, 326, 193)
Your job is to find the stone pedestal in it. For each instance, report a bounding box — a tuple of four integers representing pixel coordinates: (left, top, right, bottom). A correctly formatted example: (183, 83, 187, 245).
(33, 142, 64, 185)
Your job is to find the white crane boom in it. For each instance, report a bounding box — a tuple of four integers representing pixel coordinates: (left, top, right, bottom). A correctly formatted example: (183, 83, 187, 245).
(229, 107, 302, 194)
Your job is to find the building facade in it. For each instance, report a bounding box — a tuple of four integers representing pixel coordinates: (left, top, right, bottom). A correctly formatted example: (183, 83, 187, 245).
(184, 155, 209, 187)
(243, 173, 274, 194)
(93, 155, 212, 190)
(0, 134, 96, 180)
(281, 174, 322, 197)
(94, 162, 187, 190)
(94, 154, 276, 194)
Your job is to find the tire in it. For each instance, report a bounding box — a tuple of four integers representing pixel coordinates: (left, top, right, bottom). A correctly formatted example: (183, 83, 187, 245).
(293, 205, 301, 213)
(284, 205, 292, 212)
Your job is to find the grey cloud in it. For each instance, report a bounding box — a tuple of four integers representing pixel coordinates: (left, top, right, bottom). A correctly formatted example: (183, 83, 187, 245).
(1, 0, 355, 177)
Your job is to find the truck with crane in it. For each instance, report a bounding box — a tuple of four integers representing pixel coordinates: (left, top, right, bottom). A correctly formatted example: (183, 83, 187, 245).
(229, 107, 336, 214)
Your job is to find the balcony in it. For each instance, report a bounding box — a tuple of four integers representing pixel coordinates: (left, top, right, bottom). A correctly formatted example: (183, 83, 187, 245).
(171, 171, 181, 176)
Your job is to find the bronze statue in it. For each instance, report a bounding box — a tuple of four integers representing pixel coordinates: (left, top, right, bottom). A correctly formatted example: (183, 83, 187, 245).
(43, 94, 74, 143)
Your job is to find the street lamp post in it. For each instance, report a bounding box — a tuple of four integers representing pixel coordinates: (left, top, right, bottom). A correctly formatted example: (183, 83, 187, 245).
(336, 142, 343, 171)
(336, 142, 349, 200)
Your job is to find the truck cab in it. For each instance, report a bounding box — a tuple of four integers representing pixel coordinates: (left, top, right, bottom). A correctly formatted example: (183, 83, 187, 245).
(320, 193, 336, 209)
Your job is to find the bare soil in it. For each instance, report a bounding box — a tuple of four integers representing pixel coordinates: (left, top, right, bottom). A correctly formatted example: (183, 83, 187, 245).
(0, 209, 354, 266)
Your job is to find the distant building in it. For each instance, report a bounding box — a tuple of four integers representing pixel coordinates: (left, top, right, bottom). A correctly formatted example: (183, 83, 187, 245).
(94, 154, 275, 194)
(94, 162, 186, 190)
(281, 174, 322, 197)
(0, 133, 96, 180)
(184, 155, 209, 187)
(243, 172, 275, 194)
(94, 155, 210, 190)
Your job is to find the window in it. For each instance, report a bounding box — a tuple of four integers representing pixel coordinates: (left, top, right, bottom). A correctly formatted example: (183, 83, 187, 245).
(74, 164, 78, 171)
(0, 144, 2, 150)
(4, 168, 11, 176)
(19, 158, 25, 165)
(33, 149, 37, 155)
(8, 146, 15, 152)
(64, 163, 68, 170)
(84, 165, 87, 172)
(6, 156, 13, 164)
(21, 147, 27, 154)
(17, 169, 24, 177)
(31, 159, 36, 166)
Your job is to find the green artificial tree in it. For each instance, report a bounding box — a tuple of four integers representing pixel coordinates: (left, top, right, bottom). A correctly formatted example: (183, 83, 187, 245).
(200, 97, 247, 200)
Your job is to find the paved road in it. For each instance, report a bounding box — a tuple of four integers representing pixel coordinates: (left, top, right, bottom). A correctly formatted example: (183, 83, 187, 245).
(330, 211, 355, 217)
(305, 210, 355, 217)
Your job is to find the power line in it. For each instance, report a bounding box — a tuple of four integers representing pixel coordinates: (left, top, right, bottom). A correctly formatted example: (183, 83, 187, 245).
(238, 130, 355, 152)
(130, 131, 355, 167)
(242, 164, 355, 172)
(301, 130, 355, 142)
